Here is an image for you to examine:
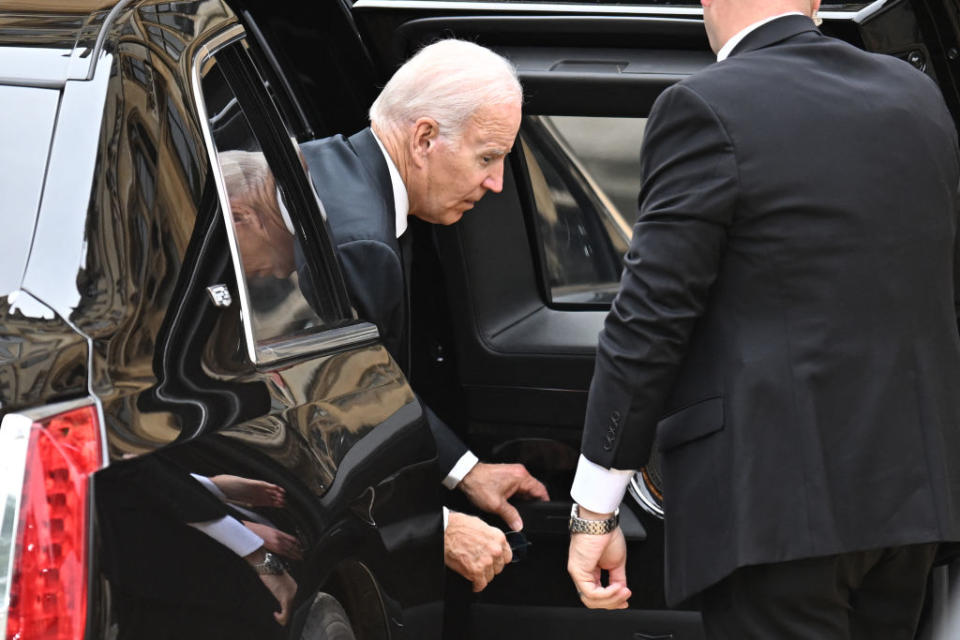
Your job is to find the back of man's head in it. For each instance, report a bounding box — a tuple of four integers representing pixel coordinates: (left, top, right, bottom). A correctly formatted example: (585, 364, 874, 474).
(369, 39, 522, 142)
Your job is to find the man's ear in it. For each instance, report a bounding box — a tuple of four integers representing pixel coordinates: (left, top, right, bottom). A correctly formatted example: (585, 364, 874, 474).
(411, 117, 439, 166)
(230, 201, 265, 232)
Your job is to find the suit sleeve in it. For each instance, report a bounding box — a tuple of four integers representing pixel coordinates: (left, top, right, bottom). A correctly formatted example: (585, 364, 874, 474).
(336, 238, 470, 477)
(581, 83, 739, 471)
(335, 238, 405, 361)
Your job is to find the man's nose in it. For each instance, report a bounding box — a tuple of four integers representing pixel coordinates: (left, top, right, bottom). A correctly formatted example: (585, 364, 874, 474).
(482, 163, 505, 193)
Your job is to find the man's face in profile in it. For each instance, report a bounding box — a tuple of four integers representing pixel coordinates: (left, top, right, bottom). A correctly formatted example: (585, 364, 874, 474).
(413, 100, 522, 226)
(230, 178, 296, 280)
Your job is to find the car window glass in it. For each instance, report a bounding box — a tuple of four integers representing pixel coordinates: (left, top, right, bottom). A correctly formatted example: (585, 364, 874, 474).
(546, 116, 646, 226)
(199, 58, 330, 346)
(0, 86, 60, 296)
(520, 115, 641, 306)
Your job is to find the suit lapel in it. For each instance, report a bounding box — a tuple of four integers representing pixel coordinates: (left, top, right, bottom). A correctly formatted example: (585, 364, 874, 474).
(730, 14, 821, 58)
(347, 127, 398, 237)
(347, 127, 412, 373)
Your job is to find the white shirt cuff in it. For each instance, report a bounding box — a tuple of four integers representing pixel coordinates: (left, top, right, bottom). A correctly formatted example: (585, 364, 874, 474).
(443, 506, 449, 530)
(442, 450, 479, 490)
(188, 516, 264, 557)
(570, 454, 635, 514)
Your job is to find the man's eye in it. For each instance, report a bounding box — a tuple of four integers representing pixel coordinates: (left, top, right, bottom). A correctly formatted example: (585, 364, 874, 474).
(481, 156, 491, 165)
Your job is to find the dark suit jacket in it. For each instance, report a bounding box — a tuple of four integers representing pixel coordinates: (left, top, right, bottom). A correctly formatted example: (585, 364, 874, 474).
(300, 128, 469, 476)
(581, 15, 960, 604)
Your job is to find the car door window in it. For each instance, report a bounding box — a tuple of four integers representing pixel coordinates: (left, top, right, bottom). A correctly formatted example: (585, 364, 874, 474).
(194, 34, 362, 365)
(520, 115, 641, 306)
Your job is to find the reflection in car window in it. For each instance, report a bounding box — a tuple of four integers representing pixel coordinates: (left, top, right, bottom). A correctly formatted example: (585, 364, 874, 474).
(521, 115, 638, 306)
(546, 116, 646, 226)
(199, 59, 327, 345)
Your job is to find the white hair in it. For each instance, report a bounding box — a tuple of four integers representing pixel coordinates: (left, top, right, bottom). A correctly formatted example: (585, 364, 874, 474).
(218, 149, 271, 198)
(369, 39, 522, 141)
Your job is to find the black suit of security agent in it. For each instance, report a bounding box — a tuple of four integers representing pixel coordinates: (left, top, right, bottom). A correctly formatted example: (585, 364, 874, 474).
(300, 128, 468, 476)
(581, 15, 960, 635)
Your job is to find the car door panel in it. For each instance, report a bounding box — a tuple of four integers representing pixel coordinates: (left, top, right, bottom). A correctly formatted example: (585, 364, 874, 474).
(12, 10, 451, 638)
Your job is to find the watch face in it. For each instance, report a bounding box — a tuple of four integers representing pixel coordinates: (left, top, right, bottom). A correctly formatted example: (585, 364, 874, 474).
(259, 552, 285, 574)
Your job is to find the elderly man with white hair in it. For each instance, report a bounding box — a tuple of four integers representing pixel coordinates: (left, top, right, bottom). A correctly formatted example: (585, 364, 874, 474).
(300, 39, 549, 593)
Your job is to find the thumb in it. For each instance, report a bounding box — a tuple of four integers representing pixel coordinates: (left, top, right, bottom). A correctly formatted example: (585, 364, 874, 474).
(498, 501, 523, 532)
(607, 561, 630, 592)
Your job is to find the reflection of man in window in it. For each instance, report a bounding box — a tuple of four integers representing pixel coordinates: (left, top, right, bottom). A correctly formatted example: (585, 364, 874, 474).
(219, 149, 295, 280)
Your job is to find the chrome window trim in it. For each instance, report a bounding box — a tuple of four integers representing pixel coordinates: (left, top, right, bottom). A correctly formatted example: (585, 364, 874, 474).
(255, 322, 380, 363)
(351, 0, 869, 20)
(81, 0, 136, 81)
(628, 470, 664, 519)
(191, 26, 380, 367)
(353, 1, 705, 15)
(190, 24, 260, 366)
(0, 396, 100, 640)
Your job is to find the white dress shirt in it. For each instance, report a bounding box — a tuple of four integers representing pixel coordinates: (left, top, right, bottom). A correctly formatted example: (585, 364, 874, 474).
(570, 11, 806, 516)
(370, 129, 479, 491)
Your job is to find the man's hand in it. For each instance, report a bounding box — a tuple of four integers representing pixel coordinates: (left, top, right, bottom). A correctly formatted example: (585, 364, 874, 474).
(243, 521, 303, 561)
(244, 547, 298, 625)
(458, 462, 550, 531)
(210, 474, 286, 508)
(444, 511, 513, 592)
(567, 508, 630, 610)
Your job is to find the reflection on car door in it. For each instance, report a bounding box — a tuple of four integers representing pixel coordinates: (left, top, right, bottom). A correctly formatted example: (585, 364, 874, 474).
(87, 19, 444, 640)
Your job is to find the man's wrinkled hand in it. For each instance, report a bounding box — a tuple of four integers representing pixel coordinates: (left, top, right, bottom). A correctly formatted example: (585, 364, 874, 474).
(567, 523, 630, 610)
(243, 521, 303, 561)
(444, 511, 513, 592)
(458, 462, 550, 531)
(210, 474, 286, 508)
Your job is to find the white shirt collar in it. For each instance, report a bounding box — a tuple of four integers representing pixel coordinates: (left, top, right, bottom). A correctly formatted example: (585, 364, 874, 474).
(371, 129, 409, 238)
(716, 12, 804, 62)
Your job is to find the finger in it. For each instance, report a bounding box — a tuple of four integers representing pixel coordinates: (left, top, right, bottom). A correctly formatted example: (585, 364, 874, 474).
(498, 502, 523, 532)
(607, 563, 629, 591)
(517, 475, 550, 501)
(274, 601, 289, 626)
(472, 576, 489, 593)
(576, 580, 630, 610)
(493, 546, 509, 574)
(481, 564, 495, 589)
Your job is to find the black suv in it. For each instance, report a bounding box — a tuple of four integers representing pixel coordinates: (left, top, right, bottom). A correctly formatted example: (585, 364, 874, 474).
(1, 1, 958, 639)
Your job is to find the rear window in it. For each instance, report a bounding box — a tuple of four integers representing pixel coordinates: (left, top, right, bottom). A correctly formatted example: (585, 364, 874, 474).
(0, 85, 60, 296)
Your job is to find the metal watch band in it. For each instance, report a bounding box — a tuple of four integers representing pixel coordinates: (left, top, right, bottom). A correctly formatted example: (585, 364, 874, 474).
(253, 551, 285, 575)
(569, 504, 619, 535)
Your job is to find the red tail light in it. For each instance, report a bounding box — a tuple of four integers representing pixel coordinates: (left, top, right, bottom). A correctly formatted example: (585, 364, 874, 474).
(5, 405, 102, 640)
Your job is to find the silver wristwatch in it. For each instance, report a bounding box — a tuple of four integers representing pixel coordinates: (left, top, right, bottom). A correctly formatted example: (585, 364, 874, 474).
(252, 551, 286, 575)
(569, 504, 620, 535)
